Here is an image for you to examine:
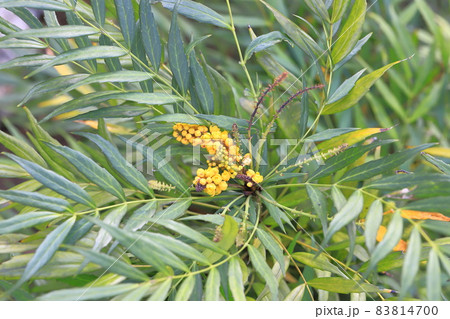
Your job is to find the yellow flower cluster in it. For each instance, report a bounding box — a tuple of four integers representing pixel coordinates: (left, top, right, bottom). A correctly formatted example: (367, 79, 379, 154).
(172, 123, 207, 145)
(193, 167, 230, 196)
(245, 169, 263, 187)
(172, 123, 264, 196)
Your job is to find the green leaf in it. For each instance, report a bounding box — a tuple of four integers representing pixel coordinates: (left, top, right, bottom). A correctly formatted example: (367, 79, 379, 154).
(70, 106, 150, 121)
(292, 252, 345, 277)
(326, 68, 366, 104)
(195, 114, 249, 131)
(366, 211, 403, 274)
(120, 283, 151, 301)
(0, 0, 70, 11)
(77, 133, 153, 196)
(174, 276, 195, 301)
(260, 0, 322, 58)
(334, 33, 372, 70)
(426, 249, 441, 300)
(69, 246, 149, 282)
(0, 251, 99, 280)
(309, 139, 394, 181)
(148, 279, 172, 301)
(156, 0, 230, 29)
(323, 59, 405, 114)
(244, 31, 289, 61)
(18, 216, 76, 284)
(143, 232, 210, 265)
(0, 130, 46, 166)
(0, 190, 70, 212)
(0, 38, 46, 49)
(37, 284, 138, 301)
(148, 219, 226, 254)
(308, 277, 381, 293)
(404, 197, 450, 215)
(400, 227, 421, 299)
(306, 185, 328, 233)
(261, 190, 293, 232)
(154, 199, 191, 220)
(114, 0, 135, 47)
(18, 74, 88, 107)
(203, 215, 239, 263)
(228, 256, 246, 301)
(125, 201, 158, 231)
(140, 0, 161, 71)
(189, 51, 214, 114)
(331, 0, 367, 64)
(143, 113, 207, 125)
(422, 153, 450, 175)
(284, 284, 306, 301)
(256, 228, 285, 275)
(364, 200, 383, 254)
(60, 71, 153, 95)
(304, 0, 330, 22)
(47, 144, 126, 201)
(204, 267, 221, 301)
(0, 211, 60, 235)
(248, 245, 278, 300)
(42, 92, 180, 121)
(84, 216, 186, 274)
(0, 54, 53, 70)
(323, 191, 363, 246)
(1, 26, 98, 41)
(339, 144, 434, 182)
(139, 142, 187, 192)
(366, 173, 450, 191)
(92, 206, 128, 252)
(25, 46, 127, 79)
(6, 154, 96, 208)
(168, 6, 190, 94)
(91, 0, 105, 26)
(331, 0, 350, 23)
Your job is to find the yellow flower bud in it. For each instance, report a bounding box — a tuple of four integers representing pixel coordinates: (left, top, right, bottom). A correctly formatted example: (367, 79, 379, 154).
(219, 181, 228, 191)
(197, 168, 205, 177)
(212, 175, 222, 185)
(221, 170, 231, 181)
(246, 169, 255, 178)
(253, 173, 263, 184)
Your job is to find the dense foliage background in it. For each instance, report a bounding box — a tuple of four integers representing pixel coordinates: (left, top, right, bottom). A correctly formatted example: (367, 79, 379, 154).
(0, 0, 449, 301)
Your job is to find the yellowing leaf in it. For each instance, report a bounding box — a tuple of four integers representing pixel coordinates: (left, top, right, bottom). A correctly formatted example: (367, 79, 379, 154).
(317, 127, 388, 151)
(75, 120, 133, 135)
(376, 225, 407, 252)
(54, 65, 94, 95)
(38, 95, 72, 108)
(400, 210, 450, 222)
(422, 147, 450, 159)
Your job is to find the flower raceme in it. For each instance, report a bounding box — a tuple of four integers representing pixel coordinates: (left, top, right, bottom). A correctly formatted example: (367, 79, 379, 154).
(172, 123, 263, 196)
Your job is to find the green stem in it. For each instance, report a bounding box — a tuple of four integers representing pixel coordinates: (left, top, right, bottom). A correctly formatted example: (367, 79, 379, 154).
(66, 1, 198, 114)
(225, 0, 257, 99)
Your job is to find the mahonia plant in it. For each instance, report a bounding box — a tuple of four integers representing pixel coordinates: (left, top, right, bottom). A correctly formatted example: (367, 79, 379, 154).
(0, 0, 448, 303)
(172, 123, 263, 196)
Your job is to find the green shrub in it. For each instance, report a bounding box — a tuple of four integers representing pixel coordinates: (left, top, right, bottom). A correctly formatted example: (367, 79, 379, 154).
(0, 0, 448, 301)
